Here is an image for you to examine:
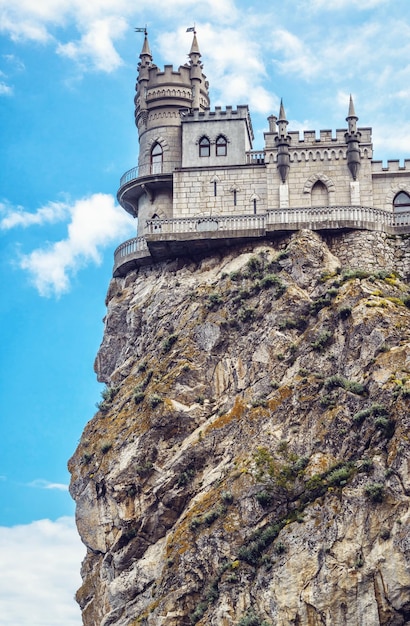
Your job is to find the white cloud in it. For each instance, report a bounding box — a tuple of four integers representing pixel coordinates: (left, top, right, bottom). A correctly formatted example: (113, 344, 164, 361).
(57, 16, 127, 72)
(0, 517, 84, 626)
(0, 0, 132, 72)
(27, 479, 69, 492)
(0, 200, 69, 230)
(16, 193, 134, 297)
(271, 29, 320, 81)
(0, 80, 12, 95)
(159, 24, 277, 115)
(309, 0, 386, 8)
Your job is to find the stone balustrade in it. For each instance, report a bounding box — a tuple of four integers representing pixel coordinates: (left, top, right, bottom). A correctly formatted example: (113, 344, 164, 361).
(113, 205, 410, 276)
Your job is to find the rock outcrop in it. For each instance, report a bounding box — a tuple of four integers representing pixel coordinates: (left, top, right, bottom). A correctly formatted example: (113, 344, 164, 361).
(69, 231, 410, 626)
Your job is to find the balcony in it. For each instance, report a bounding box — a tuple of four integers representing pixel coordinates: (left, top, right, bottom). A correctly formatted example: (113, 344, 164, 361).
(113, 205, 410, 277)
(117, 160, 181, 217)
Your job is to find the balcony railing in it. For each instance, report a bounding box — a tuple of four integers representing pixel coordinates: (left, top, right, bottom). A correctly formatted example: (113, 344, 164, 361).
(246, 150, 265, 165)
(266, 206, 410, 227)
(145, 213, 265, 235)
(119, 161, 181, 187)
(113, 205, 410, 274)
(114, 236, 148, 259)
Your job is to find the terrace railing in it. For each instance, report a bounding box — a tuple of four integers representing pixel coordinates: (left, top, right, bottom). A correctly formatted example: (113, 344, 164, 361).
(113, 206, 410, 272)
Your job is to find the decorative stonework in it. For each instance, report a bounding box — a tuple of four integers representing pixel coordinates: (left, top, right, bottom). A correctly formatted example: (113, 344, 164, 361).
(303, 173, 336, 195)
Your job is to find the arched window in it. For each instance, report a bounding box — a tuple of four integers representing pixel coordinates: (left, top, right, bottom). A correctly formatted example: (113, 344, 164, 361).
(151, 143, 163, 174)
(216, 135, 227, 157)
(311, 180, 328, 207)
(393, 191, 410, 212)
(199, 136, 210, 157)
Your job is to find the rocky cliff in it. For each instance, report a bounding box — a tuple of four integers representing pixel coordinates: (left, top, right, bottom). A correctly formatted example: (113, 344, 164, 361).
(69, 230, 410, 626)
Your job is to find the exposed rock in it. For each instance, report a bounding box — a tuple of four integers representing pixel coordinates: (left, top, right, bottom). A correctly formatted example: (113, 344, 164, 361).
(69, 231, 410, 625)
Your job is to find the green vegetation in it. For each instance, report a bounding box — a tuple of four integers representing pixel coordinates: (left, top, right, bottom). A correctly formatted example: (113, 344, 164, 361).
(135, 462, 153, 477)
(147, 393, 163, 408)
(338, 305, 352, 320)
(206, 292, 223, 309)
(100, 440, 112, 454)
(162, 333, 178, 353)
(279, 315, 308, 331)
(311, 329, 333, 351)
(365, 482, 384, 503)
(238, 305, 256, 323)
(237, 610, 272, 626)
(323, 374, 366, 396)
(95, 385, 119, 411)
(133, 390, 145, 404)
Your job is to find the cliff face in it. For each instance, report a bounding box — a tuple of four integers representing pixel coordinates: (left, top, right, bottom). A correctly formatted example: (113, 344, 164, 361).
(69, 231, 410, 626)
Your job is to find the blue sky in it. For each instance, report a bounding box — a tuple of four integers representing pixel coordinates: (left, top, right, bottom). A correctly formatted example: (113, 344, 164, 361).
(1, 0, 410, 623)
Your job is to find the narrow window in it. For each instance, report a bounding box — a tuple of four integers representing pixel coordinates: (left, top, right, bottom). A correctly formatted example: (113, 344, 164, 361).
(253, 198, 257, 214)
(393, 191, 410, 212)
(151, 143, 163, 174)
(233, 189, 237, 206)
(213, 181, 217, 196)
(216, 135, 227, 157)
(199, 137, 210, 157)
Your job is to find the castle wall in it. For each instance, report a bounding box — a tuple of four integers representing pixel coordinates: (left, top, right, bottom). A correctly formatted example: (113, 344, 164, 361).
(173, 166, 267, 217)
(138, 190, 173, 228)
(181, 107, 253, 168)
(138, 125, 182, 174)
(371, 168, 410, 210)
(325, 230, 410, 279)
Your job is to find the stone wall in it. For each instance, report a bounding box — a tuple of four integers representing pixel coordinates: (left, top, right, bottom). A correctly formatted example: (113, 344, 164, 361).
(324, 230, 410, 279)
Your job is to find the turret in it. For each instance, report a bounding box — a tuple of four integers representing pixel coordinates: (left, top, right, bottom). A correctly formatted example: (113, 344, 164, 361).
(188, 30, 203, 110)
(345, 95, 361, 180)
(118, 31, 211, 226)
(135, 31, 154, 127)
(275, 100, 291, 183)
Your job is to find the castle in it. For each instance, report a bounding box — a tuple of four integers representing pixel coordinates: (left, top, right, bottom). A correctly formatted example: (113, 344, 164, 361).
(114, 31, 410, 278)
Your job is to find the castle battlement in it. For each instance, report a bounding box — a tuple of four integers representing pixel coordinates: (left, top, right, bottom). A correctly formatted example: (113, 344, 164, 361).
(185, 105, 250, 120)
(372, 159, 410, 173)
(284, 127, 372, 146)
(146, 63, 192, 85)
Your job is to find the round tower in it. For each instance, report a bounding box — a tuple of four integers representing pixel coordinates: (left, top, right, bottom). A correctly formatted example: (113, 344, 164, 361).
(118, 30, 210, 224)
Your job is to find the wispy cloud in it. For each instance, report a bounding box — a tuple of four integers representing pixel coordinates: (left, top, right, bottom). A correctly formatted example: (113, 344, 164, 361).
(56, 17, 127, 72)
(27, 479, 69, 492)
(0, 517, 83, 626)
(0, 81, 12, 95)
(0, 200, 69, 230)
(160, 23, 277, 115)
(5, 193, 134, 297)
(309, 0, 387, 9)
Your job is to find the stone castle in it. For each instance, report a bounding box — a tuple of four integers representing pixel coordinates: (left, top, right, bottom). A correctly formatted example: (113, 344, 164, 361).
(114, 30, 410, 278)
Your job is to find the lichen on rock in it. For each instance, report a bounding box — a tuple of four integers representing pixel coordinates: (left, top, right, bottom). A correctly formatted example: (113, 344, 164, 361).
(69, 231, 410, 626)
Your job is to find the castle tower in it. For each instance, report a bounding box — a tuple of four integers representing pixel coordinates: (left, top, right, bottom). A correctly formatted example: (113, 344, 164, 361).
(117, 31, 210, 224)
(345, 95, 361, 181)
(275, 99, 291, 183)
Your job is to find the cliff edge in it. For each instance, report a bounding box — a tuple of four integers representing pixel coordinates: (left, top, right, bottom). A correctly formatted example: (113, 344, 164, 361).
(69, 230, 410, 626)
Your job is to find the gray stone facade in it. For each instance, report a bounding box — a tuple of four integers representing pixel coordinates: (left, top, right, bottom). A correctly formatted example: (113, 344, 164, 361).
(114, 31, 410, 277)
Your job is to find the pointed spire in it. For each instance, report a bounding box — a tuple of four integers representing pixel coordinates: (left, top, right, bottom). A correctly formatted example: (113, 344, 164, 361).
(189, 32, 201, 57)
(345, 94, 361, 180)
(346, 94, 358, 136)
(347, 94, 357, 120)
(278, 98, 287, 122)
(140, 32, 152, 62)
(275, 99, 291, 183)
